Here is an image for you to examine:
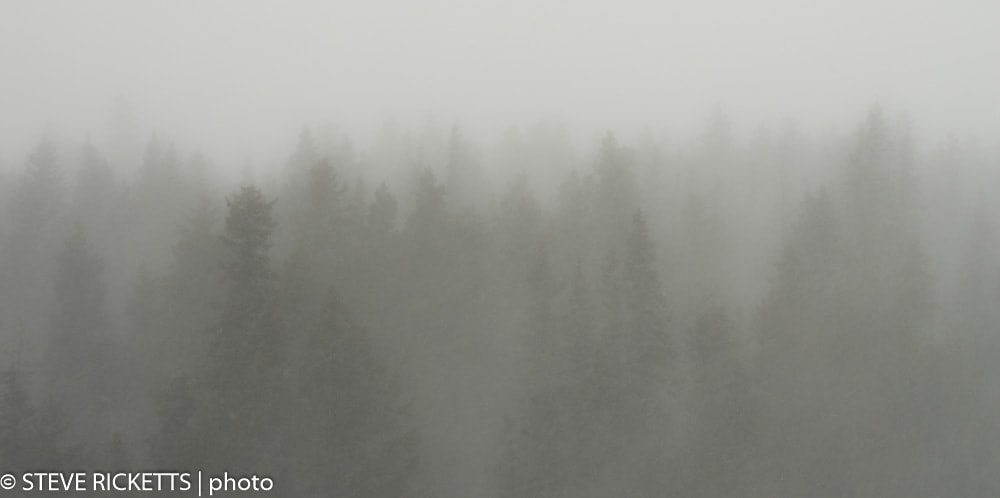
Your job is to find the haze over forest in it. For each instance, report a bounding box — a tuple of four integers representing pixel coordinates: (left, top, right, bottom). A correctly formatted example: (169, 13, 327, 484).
(2, 1, 1000, 496)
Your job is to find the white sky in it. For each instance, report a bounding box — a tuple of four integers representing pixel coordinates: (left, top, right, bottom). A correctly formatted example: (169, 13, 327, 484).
(1, 0, 998, 167)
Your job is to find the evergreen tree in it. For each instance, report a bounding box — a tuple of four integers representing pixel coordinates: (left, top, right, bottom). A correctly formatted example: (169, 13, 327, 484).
(497, 172, 543, 271)
(205, 185, 282, 471)
(751, 110, 937, 495)
(406, 166, 449, 243)
(676, 191, 725, 302)
(127, 197, 223, 382)
(47, 222, 113, 448)
(935, 205, 1000, 494)
(403, 166, 454, 286)
(0, 324, 33, 470)
(74, 139, 118, 237)
(525, 244, 557, 352)
(499, 247, 578, 498)
(445, 125, 485, 208)
(565, 261, 596, 363)
(955, 204, 1000, 334)
(599, 250, 624, 339)
(593, 133, 639, 245)
(290, 157, 347, 256)
(621, 211, 672, 381)
(751, 189, 853, 496)
(149, 375, 203, 469)
(688, 305, 750, 497)
(128, 134, 192, 268)
(369, 181, 399, 236)
(280, 129, 322, 218)
(0, 323, 77, 472)
(346, 175, 369, 240)
(604, 211, 678, 495)
(161, 197, 223, 374)
(1, 138, 67, 332)
(49, 223, 108, 381)
(284, 284, 424, 497)
(501, 252, 633, 498)
(138, 134, 182, 192)
(548, 167, 597, 273)
(125, 266, 169, 371)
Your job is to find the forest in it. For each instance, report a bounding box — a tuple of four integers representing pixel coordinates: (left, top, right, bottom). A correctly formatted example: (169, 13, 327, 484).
(1, 103, 999, 496)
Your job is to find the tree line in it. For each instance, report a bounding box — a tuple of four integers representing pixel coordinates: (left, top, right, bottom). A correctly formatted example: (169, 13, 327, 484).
(1, 107, 999, 496)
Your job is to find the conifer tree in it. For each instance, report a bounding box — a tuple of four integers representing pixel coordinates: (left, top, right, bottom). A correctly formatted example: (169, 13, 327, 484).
(497, 172, 543, 270)
(47, 222, 112, 447)
(281, 130, 321, 216)
(0, 323, 77, 471)
(499, 247, 574, 498)
(285, 284, 423, 497)
(2, 138, 67, 332)
(618, 211, 672, 393)
(162, 197, 223, 373)
(291, 158, 346, 252)
(0, 324, 33, 470)
(129, 134, 192, 267)
(369, 181, 399, 236)
(565, 261, 596, 365)
(501, 253, 618, 498)
(205, 185, 282, 471)
(74, 139, 118, 237)
(593, 133, 639, 244)
(149, 375, 202, 469)
(49, 223, 108, 380)
(406, 167, 449, 242)
(688, 305, 750, 497)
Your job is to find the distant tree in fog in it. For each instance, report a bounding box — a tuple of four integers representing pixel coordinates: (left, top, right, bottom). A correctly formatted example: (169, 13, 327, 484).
(0, 324, 77, 471)
(2, 138, 67, 330)
(204, 185, 282, 470)
(73, 139, 119, 237)
(687, 305, 750, 496)
(47, 222, 113, 447)
(283, 283, 424, 497)
(369, 181, 399, 236)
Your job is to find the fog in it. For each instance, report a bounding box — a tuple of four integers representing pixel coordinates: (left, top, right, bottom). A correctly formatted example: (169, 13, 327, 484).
(4, 1, 1000, 163)
(1, 1, 1000, 496)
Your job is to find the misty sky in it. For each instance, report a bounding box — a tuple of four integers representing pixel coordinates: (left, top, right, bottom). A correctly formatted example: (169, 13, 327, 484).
(2, 0, 998, 167)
